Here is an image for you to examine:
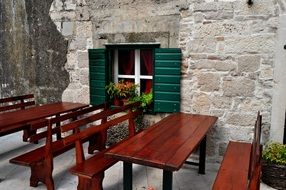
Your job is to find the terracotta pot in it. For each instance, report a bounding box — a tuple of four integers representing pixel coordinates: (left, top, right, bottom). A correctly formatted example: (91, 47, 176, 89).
(113, 98, 123, 106)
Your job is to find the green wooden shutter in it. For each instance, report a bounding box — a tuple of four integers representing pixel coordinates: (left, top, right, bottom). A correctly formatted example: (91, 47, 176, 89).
(154, 48, 181, 112)
(89, 49, 107, 105)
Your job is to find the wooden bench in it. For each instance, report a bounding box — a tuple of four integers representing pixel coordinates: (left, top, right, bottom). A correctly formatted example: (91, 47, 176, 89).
(212, 112, 262, 190)
(0, 94, 35, 112)
(9, 103, 108, 190)
(63, 102, 141, 190)
(9, 102, 140, 190)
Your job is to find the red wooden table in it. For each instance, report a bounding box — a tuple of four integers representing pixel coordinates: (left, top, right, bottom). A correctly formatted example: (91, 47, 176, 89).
(0, 102, 88, 137)
(106, 113, 218, 190)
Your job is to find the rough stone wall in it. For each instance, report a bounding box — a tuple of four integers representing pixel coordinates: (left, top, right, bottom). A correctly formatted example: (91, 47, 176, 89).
(50, 0, 93, 104)
(180, 0, 278, 160)
(50, 0, 185, 103)
(0, 0, 69, 103)
(50, 0, 281, 161)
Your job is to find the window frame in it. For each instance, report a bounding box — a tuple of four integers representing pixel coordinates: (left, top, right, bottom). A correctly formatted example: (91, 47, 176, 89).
(89, 44, 182, 113)
(106, 43, 161, 96)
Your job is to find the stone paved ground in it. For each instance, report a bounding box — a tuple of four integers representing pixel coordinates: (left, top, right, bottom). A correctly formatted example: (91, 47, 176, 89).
(0, 132, 276, 190)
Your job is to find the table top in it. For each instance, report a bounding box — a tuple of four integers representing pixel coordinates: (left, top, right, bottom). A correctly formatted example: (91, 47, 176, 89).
(106, 113, 218, 171)
(0, 102, 88, 134)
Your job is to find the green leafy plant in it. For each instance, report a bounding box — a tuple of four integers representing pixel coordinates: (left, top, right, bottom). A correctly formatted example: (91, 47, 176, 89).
(262, 142, 286, 165)
(129, 91, 153, 112)
(105, 80, 138, 100)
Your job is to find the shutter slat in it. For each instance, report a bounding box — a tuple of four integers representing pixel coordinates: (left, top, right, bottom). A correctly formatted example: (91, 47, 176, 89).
(155, 60, 181, 67)
(154, 84, 180, 92)
(89, 49, 107, 105)
(154, 92, 180, 101)
(154, 48, 181, 113)
(155, 68, 180, 75)
(154, 76, 180, 84)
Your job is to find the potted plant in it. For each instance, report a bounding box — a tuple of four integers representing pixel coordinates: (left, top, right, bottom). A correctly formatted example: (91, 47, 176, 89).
(261, 142, 286, 189)
(129, 91, 153, 112)
(105, 80, 138, 106)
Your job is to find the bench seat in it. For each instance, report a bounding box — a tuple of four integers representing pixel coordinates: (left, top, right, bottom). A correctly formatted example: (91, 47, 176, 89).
(65, 103, 141, 190)
(9, 102, 140, 190)
(9, 104, 108, 190)
(212, 112, 262, 190)
(70, 148, 116, 179)
(10, 139, 76, 166)
(212, 141, 252, 190)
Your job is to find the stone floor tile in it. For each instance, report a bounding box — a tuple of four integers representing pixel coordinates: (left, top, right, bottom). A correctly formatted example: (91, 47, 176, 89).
(0, 132, 278, 190)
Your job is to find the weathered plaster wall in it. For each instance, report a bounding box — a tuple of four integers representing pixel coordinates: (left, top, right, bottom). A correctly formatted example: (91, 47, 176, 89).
(50, 0, 283, 161)
(271, 0, 286, 143)
(0, 0, 34, 97)
(0, 0, 69, 103)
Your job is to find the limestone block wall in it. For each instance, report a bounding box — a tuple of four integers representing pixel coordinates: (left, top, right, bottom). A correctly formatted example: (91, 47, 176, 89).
(50, 0, 92, 104)
(180, 0, 279, 159)
(50, 0, 282, 161)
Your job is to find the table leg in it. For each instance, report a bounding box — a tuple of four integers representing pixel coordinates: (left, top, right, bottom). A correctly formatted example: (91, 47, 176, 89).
(199, 136, 206, 174)
(163, 170, 173, 190)
(123, 161, 132, 190)
(56, 114, 62, 140)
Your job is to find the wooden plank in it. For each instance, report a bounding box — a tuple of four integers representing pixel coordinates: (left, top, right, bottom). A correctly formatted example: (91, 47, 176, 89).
(60, 102, 140, 133)
(0, 101, 35, 112)
(212, 141, 252, 190)
(70, 150, 116, 179)
(107, 113, 218, 171)
(107, 114, 180, 159)
(0, 94, 34, 103)
(167, 115, 217, 170)
(0, 102, 88, 134)
(130, 114, 202, 170)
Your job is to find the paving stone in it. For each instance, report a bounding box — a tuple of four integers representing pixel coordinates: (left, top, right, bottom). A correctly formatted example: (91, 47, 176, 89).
(0, 132, 275, 190)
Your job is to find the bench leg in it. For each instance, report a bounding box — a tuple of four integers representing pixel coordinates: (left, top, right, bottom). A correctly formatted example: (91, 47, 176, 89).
(163, 170, 173, 190)
(45, 176, 55, 190)
(30, 161, 54, 190)
(123, 161, 132, 190)
(199, 136, 206, 174)
(77, 172, 104, 190)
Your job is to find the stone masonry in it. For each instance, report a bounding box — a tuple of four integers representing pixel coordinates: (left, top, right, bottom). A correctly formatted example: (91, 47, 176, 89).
(49, 0, 283, 161)
(179, 0, 279, 160)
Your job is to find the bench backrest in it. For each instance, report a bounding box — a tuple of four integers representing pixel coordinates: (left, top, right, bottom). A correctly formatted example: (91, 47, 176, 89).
(248, 112, 262, 190)
(60, 102, 141, 164)
(0, 94, 35, 112)
(28, 103, 107, 143)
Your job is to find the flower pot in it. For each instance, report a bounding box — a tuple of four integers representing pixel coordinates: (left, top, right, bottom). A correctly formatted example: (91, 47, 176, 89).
(113, 98, 123, 106)
(261, 160, 286, 190)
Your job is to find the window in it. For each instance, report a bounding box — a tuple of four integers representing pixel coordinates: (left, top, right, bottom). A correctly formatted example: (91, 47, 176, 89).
(89, 44, 182, 113)
(113, 49, 153, 94)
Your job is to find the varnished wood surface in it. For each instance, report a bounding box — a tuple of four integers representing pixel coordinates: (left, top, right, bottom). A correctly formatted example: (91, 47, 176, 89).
(0, 102, 87, 135)
(212, 112, 262, 190)
(212, 142, 252, 190)
(106, 113, 218, 171)
(0, 94, 35, 112)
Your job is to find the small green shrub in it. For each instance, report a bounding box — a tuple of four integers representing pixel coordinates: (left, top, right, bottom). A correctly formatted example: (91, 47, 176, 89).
(262, 142, 286, 165)
(129, 91, 153, 112)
